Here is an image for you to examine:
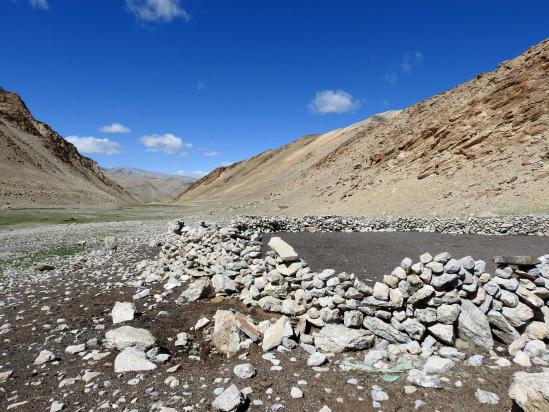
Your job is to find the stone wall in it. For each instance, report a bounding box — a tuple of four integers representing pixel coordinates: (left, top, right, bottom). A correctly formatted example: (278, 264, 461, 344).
(161, 217, 548, 363)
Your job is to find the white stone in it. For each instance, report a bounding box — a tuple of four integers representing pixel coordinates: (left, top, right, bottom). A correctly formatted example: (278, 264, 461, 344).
(114, 347, 156, 373)
(111, 302, 135, 324)
(105, 326, 156, 351)
(268, 237, 298, 262)
(211, 384, 245, 411)
(233, 363, 256, 379)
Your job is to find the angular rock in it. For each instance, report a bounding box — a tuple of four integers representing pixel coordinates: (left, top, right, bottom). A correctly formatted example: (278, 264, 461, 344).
(408, 285, 435, 306)
(407, 369, 442, 389)
(114, 347, 156, 373)
(307, 352, 327, 367)
(423, 356, 455, 373)
(436, 304, 461, 325)
(475, 389, 500, 405)
(105, 326, 156, 351)
(268, 237, 298, 262)
(176, 278, 213, 304)
(428, 323, 454, 345)
(363, 317, 410, 343)
(262, 316, 293, 351)
(212, 310, 245, 357)
(509, 370, 549, 412)
(111, 302, 136, 324)
(487, 310, 520, 344)
(315, 324, 374, 353)
(212, 384, 245, 411)
(502, 303, 535, 328)
(457, 300, 493, 351)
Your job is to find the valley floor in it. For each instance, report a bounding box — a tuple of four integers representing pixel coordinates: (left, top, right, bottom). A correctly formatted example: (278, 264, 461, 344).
(0, 214, 547, 411)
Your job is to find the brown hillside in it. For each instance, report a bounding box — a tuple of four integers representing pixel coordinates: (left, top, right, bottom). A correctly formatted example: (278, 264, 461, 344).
(176, 39, 549, 217)
(0, 88, 137, 207)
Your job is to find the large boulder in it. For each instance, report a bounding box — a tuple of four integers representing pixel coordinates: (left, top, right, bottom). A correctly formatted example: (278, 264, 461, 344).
(457, 300, 493, 351)
(315, 324, 375, 353)
(509, 370, 549, 412)
(105, 326, 156, 351)
(268, 237, 298, 262)
(212, 310, 243, 357)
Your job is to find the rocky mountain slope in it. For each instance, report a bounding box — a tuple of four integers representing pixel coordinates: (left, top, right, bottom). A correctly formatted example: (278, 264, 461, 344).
(177, 39, 549, 217)
(0, 88, 137, 207)
(103, 167, 195, 204)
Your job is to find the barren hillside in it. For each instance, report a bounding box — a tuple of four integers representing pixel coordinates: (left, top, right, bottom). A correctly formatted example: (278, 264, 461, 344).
(103, 167, 195, 204)
(177, 39, 549, 217)
(0, 88, 137, 207)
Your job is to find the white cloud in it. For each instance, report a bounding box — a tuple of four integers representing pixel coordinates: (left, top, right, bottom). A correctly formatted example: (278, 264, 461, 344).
(140, 133, 192, 154)
(126, 0, 189, 23)
(176, 170, 208, 178)
(100, 123, 131, 134)
(66, 136, 121, 155)
(204, 151, 220, 157)
(218, 161, 232, 167)
(309, 89, 359, 114)
(29, 0, 49, 10)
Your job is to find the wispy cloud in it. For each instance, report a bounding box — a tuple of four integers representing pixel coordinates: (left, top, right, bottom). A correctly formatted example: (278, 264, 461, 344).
(29, 0, 49, 10)
(385, 72, 398, 86)
(196, 81, 205, 91)
(140, 133, 192, 154)
(385, 51, 424, 85)
(100, 123, 131, 134)
(218, 161, 232, 167)
(66, 136, 121, 155)
(126, 0, 189, 23)
(203, 151, 220, 157)
(309, 89, 360, 114)
(401, 51, 424, 73)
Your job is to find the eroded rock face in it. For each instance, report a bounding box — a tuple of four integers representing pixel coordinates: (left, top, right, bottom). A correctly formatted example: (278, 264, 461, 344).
(509, 371, 549, 412)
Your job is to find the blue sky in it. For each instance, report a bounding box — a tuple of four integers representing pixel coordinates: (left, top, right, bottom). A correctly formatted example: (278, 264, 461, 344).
(1, 1, 548, 177)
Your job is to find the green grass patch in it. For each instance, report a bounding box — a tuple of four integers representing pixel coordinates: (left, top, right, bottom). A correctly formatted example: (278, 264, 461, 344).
(0, 205, 197, 227)
(0, 245, 84, 274)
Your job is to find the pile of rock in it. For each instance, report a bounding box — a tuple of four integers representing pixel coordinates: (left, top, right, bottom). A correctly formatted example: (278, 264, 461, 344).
(235, 215, 549, 236)
(162, 218, 548, 364)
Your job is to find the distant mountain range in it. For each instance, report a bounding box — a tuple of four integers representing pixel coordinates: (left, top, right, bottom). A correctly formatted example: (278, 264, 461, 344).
(0, 87, 136, 207)
(103, 167, 195, 204)
(177, 39, 549, 216)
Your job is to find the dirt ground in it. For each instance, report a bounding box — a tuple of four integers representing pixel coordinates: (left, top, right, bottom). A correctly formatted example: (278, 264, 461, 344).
(0, 228, 541, 411)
